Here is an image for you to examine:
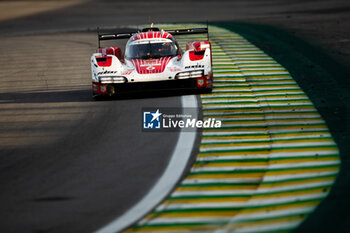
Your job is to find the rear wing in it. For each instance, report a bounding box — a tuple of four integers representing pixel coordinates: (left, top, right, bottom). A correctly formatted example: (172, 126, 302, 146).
(97, 26, 209, 48)
(166, 28, 208, 36)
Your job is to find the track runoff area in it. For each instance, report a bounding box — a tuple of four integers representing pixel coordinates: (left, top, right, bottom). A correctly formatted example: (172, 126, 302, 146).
(113, 24, 340, 233)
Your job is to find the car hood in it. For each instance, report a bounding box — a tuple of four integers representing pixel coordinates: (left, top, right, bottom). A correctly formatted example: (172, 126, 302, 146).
(128, 57, 174, 74)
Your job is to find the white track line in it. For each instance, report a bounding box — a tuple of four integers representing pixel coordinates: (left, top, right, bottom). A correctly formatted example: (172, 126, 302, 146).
(95, 95, 198, 233)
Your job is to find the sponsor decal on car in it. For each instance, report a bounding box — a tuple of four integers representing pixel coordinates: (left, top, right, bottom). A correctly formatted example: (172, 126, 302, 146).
(167, 67, 182, 72)
(185, 64, 204, 69)
(97, 70, 118, 75)
(197, 78, 205, 87)
(122, 70, 133, 75)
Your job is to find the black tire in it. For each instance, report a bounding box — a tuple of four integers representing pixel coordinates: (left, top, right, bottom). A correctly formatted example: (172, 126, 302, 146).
(202, 87, 213, 93)
(93, 94, 104, 101)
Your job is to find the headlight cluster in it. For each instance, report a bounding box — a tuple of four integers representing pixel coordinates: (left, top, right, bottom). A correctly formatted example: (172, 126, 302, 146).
(99, 76, 127, 84)
(175, 70, 204, 79)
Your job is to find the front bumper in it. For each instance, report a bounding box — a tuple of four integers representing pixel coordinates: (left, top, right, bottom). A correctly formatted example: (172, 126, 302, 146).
(92, 75, 212, 96)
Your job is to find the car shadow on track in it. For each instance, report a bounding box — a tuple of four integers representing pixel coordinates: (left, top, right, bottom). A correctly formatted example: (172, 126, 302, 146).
(0, 89, 205, 104)
(97, 89, 207, 101)
(0, 89, 93, 103)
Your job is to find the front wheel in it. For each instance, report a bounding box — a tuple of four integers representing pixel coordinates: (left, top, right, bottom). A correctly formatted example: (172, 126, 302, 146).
(202, 87, 212, 93)
(92, 93, 102, 101)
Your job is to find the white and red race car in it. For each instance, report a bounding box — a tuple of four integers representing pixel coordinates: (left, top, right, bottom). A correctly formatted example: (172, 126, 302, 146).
(91, 26, 213, 98)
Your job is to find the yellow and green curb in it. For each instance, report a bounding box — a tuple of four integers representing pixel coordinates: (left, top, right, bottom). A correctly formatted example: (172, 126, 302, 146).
(125, 24, 340, 233)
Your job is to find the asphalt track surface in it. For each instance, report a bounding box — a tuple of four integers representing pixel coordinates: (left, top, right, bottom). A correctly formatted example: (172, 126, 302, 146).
(0, 31, 193, 232)
(0, 1, 349, 233)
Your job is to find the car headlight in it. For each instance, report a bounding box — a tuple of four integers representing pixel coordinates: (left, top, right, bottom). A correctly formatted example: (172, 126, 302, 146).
(175, 70, 204, 79)
(99, 76, 127, 84)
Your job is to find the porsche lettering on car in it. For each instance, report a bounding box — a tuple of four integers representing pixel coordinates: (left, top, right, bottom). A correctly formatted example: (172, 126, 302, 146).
(91, 26, 213, 98)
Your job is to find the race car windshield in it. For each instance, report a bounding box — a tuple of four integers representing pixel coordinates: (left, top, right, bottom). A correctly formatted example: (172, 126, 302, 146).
(125, 42, 177, 59)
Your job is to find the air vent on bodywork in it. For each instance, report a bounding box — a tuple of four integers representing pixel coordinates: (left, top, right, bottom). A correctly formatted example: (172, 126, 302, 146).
(96, 57, 112, 67)
(99, 76, 127, 84)
(175, 70, 204, 79)
(189, 50, 205, 61)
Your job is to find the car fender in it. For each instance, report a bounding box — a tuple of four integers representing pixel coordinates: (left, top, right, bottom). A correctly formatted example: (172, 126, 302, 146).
(91, 54, 124, 82)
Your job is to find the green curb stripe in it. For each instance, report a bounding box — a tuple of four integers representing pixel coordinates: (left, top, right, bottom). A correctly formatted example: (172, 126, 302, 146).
(201, 111, 318, 115)
(206, 123, 326, 128)
(259, 174, 338, 185)
(212, 55, 269, 58)
(269, 154, 338, 160)
(201, 95, 308, 99)
(153, 207, 244, 213)
(134, 213, 307, 228)
(133, 226, 291, 233)
(202, 107, 300, 111)
(201, 135, 330, 141)
(202, 133, 269, 137)
(202, 110, 319, 115)
(195, 154, 338, 163)
(211, 84, 299, 88)
(153, 198, 323, 214)
(199, 144, 337, 153)
(201, 118, 323, 122)
(200, 138, 332, 146)
(214, 80, 295, 83)
(179, 174, 337, 188)
(269, 131, 332, 136)
(213, 51, 263, 54)
(170, 186, 333, 200)
(202, 101, 257, 105)
(214, 65, 283, 68)
(213, 66, 284, 69)
(213, 71, 289, 75)
(132, 222, 225, 229)
(203, 91, 301, 95)
(198, 147, 270, 153)
(190, 164, 339, 175)
(179, 182, 260, 188)
(201, 122, 325, 127)
(213, 68, 287, 71)
(202, 131, 330, 137)
(169, 194, 251, 199)
(212, 88, 302, 93)
(214, 58, 275, 61)
(195, 158, 269, 163)
(189, 168, 267, 174)
(202, 105, 317, 110)
(202, 100, 314, 105)
(213, 80, 295, 84)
